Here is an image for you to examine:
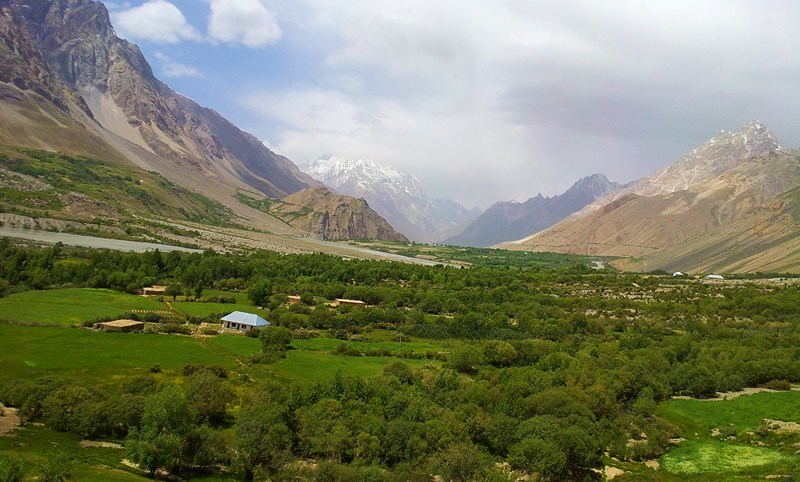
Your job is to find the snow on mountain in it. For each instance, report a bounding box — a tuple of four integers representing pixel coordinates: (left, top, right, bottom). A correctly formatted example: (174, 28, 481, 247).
(302, 157, 479, 242)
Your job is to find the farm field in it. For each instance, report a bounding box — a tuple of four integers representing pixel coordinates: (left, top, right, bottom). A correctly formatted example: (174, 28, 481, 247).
(0, 288, 167, 326)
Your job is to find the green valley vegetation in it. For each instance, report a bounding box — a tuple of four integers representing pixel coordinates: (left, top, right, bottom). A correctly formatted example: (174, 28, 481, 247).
(0, 145, 237, 239)
(0, 239, 799, 480)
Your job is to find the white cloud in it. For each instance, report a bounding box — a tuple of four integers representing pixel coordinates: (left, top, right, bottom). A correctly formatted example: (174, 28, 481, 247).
(208, 0, 282, 48)
(153, 52, 204, 78)
(110, 0, 201, 44)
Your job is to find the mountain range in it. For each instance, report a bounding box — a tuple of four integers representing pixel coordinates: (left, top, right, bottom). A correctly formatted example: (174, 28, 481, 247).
(445, 173, 620, 247)
(0, 0, 405, 243)
(302, 157, 479, 243)
(501, 121, 800, 273)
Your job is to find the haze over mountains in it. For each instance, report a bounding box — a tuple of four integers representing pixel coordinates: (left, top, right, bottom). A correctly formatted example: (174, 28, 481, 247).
(0, 0, 405, 242)
(445, 174, 621, 248)
(302, 157, 479, 243)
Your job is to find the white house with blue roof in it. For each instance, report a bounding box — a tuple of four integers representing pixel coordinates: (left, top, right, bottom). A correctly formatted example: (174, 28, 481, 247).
(221, 311, 270, 332)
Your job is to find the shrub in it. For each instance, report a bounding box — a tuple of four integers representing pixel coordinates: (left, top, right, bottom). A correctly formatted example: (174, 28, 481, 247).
(200, 327, 219, 336)
(764, 379, 791, 391)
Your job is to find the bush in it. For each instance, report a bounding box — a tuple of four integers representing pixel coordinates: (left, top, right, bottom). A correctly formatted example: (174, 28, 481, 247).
(158, 323, 192, 335)
(335, 343, 362, 357)
(292, 328, 320, 339)
(764, 379, 791, 391)
(200, 327, 219, 336)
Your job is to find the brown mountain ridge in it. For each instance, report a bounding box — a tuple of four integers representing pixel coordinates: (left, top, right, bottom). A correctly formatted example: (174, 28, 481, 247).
(0, 0, 405, 243)
(501, 122, 800, 273)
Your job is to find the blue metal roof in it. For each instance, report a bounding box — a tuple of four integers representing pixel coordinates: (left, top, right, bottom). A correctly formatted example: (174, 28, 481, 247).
(220, 311, 270, 326)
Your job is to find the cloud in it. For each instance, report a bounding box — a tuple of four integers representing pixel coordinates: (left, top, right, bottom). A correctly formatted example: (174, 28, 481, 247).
(208, 0, 282, 47)
(110, 0, 201, 43)
(152, 52, 204, 78)
(247, 0, 800, 208)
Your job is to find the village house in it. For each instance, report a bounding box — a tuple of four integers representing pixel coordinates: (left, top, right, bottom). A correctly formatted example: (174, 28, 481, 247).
(141, 285, 166, 296)
(221, 311, 270, 332)
(287, 295, 302, 304)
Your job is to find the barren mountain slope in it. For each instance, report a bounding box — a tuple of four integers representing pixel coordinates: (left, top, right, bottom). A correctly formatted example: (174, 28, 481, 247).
(501, 149, 800, 270)
(614, 187, 800, 274)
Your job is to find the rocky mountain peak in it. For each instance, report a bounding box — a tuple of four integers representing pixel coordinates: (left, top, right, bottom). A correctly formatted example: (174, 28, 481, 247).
(568, 173, 619, 198)
(302, 157, 477, 242)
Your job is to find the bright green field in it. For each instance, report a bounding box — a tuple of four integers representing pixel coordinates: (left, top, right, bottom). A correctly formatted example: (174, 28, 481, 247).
(268, 350, 437, 383)
(0, 323, 238, 387)
(0, 288, 167, 326)
(171, 301, 268, 318)
(292, 336, 452, 355)
(655, 391, 800, 478)
(660, 440, 797, 476)
(657, 391, 800, 435)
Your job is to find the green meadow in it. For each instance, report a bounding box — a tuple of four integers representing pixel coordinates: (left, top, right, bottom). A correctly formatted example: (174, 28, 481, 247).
(0, 288, 167, 326)
(268, 350, 436, 383)
(655, 391, 800, 478)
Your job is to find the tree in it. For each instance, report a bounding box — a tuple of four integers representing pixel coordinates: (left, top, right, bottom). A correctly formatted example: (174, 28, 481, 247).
(248, 279, 272, 307)
(233, 403, 293, 477)
(260, 326, 293, 352)
(126, 385, 195, 476)
(165, 283, 183, 301)
(185, 371, 236, 425)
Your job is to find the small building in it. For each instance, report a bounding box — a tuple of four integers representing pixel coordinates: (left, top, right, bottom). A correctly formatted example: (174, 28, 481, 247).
(141, 285, 167, 296)
(706, 274, 725, 281)
(287, 295, 302, 304)
(334, 298, 366, 307)
(93, 319, 145, 332)
(221, 311, 270, 332)
(673, 272, 685, 277)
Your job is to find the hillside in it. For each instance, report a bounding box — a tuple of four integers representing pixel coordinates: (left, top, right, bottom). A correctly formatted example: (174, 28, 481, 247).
(502, 127, 800, 273)
(302, 157, 478, 243)
(446, 174, 619, 247)
(0, 0, 402, 244)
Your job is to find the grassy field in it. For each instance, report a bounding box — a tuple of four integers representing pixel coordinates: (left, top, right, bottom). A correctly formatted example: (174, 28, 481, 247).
(292, 336, 453, 355)
(171, 301, 267, 318)
(654, 391, 800, 478)
(268, 350, 437, 383)
(0, 323, 238, 388)
(0, 288, 167, 326)
(0, 425, 147, 481)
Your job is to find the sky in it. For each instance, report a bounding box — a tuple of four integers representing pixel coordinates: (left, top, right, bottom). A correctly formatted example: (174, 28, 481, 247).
(103, 0, 800, 209)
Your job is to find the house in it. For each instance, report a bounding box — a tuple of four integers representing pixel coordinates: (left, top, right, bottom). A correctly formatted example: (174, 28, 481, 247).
(673, 272, 685, 277)
(141, 285, 166, 296)
(334, 298, 366, 307)
(93, 319, 145, 332)
(221, 311, 270, 332)
(287, 295, 302, 304)
(706, 274, 725, 281)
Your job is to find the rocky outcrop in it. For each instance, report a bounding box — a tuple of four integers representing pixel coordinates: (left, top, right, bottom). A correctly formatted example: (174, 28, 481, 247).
(446, 173, 620, 247)
(274, 187, 409, 243)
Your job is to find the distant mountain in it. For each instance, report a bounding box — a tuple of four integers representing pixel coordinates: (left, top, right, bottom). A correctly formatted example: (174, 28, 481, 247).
(0, 0, 401, 242)
(273, 186, 409, 243)
(572, 120, 781, 218)
(445, 174, 620, 247)
(302, 157, 479, 242)
(502, 122, 800, 273)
